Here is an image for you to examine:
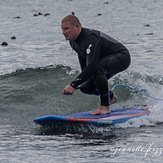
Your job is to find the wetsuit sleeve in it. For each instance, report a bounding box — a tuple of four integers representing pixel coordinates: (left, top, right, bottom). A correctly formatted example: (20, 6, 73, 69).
(78, 55, 86, 71)
(70, 34, 102, 88)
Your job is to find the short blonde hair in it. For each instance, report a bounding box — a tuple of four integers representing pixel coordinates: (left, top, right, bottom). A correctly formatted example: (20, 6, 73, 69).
(61, 15, 82, 27)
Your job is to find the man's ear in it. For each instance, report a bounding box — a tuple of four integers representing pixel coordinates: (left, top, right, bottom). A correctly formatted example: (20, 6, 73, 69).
(75, 24, 81, 32)
(75, 24, 79, 28)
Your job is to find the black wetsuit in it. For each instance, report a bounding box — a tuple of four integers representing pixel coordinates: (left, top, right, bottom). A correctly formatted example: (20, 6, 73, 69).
(69, 27, 130, 106)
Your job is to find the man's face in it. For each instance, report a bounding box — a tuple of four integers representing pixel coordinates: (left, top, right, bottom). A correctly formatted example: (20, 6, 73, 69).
(61, 21, 79, 40)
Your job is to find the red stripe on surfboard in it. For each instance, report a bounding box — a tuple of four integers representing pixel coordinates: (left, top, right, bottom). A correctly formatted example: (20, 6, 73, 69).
(101, 109, 150, 120)
(65, 110, 150, 123)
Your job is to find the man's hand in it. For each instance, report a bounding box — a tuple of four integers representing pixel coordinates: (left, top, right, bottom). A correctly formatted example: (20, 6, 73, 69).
(63, 84, 75, 95)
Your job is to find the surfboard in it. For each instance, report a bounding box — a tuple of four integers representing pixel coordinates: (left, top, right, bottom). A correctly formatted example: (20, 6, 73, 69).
(34, 108, 150, 126)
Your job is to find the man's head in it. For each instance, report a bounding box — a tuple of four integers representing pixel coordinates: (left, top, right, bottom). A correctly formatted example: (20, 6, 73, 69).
(61, 15, 82, 40)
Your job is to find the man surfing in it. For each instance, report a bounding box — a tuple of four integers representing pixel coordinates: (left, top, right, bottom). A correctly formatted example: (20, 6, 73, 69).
(61, 15, 130, 115)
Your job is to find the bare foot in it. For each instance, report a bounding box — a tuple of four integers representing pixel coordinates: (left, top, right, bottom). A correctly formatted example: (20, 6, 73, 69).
(91, 95, 118, 115)
(109, 95, 118, 105)
(91, 106, 111, 115)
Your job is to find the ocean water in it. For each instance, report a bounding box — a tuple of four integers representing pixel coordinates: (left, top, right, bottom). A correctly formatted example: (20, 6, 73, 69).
(0, 0, 163, 162)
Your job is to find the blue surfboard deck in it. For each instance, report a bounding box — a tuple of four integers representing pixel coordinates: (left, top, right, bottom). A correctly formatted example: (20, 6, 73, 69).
(34, 108, 150, 126)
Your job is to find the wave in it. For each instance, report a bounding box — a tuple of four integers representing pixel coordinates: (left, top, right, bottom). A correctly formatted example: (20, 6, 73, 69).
(1, 64, 163, 129)
(0, 64, 78, 78)
(1, 64, 163, 106)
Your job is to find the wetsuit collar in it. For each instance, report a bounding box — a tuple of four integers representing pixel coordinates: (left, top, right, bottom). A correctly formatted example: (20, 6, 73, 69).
(75, 27, 83, 42)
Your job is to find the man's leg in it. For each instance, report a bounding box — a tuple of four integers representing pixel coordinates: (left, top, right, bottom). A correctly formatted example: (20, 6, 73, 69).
(79, 73, 117, 115)
(91, 51, 130, 114)
(79, 51, 130, 115)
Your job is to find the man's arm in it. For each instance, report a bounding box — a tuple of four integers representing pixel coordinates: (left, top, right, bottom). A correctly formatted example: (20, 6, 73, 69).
(70, 34, 102, 89)
(78, 55, 86, 71)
